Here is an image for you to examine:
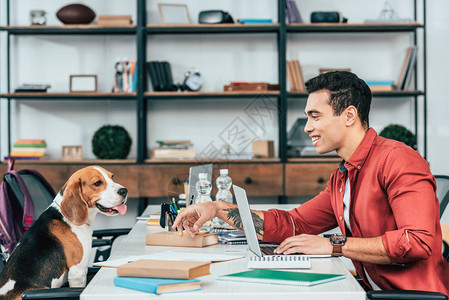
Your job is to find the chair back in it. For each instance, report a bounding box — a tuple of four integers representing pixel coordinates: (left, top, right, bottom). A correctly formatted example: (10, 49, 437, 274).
(435, 175, 449, 218)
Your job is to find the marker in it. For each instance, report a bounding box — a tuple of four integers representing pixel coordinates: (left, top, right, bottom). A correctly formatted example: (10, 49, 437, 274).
(172, 197, 179, 213)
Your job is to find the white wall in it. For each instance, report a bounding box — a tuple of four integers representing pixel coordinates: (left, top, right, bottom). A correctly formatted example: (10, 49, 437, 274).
(1, 0, 449, 228)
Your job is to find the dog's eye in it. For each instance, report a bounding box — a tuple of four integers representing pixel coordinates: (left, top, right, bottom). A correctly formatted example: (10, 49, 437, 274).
(111, 175, 115, 179)
(93, 180, 103, 187)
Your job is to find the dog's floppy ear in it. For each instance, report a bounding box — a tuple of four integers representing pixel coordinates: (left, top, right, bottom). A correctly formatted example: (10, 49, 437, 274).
(60, 176, 88, 226)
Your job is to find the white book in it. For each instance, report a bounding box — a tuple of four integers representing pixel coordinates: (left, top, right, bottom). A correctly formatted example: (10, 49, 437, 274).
(248, 255, 311, 269)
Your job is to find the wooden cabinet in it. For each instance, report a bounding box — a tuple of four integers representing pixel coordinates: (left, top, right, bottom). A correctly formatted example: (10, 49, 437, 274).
(285, 162, 339, 196)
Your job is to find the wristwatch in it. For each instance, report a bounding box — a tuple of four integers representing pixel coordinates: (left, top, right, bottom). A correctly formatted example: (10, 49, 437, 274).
(329, 234, 346, 257)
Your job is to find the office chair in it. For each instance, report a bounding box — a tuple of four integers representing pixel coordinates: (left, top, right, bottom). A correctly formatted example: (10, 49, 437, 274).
(366, 175, 449, 300)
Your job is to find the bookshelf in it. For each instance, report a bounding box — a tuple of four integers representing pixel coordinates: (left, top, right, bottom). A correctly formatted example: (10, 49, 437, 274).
(0, 0, 426, 201)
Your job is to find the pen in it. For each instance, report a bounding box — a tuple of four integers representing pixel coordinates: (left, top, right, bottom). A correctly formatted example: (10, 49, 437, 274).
(172, 197, 179, 213)
(169, 204, 177, 215)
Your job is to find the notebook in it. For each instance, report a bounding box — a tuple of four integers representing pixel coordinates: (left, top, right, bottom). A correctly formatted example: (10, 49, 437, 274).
(114, 276, 201, 294)
(217, 269, 345, 287)
(234, 185, 325, 269)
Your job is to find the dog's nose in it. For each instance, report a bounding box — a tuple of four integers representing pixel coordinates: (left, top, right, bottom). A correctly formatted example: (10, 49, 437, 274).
(118, 188, 128, 198)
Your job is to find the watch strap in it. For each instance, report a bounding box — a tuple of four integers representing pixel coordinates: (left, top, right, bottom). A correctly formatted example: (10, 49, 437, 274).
(332, 243, 343, 257)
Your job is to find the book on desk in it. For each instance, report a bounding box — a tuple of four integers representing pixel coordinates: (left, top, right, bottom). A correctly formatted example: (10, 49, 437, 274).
(218, 269, 345, 287)
(114, 276, 201, 294)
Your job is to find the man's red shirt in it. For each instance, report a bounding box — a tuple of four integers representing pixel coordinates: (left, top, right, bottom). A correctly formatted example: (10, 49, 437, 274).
(263, 128, 449, 294)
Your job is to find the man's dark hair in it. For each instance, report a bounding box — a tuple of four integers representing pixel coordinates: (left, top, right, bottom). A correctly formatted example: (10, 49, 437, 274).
(305, 71, 372, 129)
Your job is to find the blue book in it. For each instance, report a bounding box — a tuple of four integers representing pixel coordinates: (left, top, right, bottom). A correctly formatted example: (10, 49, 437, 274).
(239, 19, 273, 24)
(114, 276, 201, 294)
(365, 80, 394, 86)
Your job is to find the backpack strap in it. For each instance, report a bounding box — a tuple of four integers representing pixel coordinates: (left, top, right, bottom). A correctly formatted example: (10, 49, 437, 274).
(7, 157, 15, 172)
(7, 171, 35, 231)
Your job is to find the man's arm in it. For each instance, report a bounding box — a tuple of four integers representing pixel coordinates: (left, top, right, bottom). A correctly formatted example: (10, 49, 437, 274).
(274, 234, 392, 264)
(172, 200, 265, 239)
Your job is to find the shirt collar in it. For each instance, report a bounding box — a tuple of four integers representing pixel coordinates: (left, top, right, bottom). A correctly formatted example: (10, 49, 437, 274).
(344, 127, 378, 172)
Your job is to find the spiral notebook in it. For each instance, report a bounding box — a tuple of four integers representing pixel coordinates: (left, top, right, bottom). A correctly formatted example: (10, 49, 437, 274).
(218, 269, 345, 287)
(248, 255, 310, 269)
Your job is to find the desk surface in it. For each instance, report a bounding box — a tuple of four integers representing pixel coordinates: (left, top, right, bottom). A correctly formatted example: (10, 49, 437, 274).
(81, 205, 365, 300)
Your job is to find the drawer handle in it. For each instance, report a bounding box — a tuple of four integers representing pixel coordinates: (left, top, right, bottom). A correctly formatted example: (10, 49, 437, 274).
(244, 177, 252, 184)
(317, 177, 324, 184)
(172, 177, 182, 185)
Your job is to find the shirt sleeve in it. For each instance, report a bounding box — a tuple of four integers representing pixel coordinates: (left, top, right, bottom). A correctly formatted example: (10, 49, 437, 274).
(263, 177, 338, 243)
(380, 146, 438, 264)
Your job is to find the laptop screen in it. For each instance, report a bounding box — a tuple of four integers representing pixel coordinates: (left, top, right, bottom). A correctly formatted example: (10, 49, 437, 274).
(233, 185, 264, 257)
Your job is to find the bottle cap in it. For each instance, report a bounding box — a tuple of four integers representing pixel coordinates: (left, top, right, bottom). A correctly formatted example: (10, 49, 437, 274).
(179, 193, 186, 200)
(220, 169, 228, 175)
(198, 173, 208, 180)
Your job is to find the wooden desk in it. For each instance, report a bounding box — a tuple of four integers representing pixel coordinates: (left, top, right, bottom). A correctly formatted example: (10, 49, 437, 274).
(81, 205, 365, 300)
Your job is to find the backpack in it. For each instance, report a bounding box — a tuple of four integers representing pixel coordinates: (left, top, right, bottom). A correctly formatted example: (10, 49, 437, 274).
(0, 158, 55, 255)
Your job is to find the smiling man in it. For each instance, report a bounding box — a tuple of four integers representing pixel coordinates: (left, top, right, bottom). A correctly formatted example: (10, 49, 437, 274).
(173, 71, 449, 295)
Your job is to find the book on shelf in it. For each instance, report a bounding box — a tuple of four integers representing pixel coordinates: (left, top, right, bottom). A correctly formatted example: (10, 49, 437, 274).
(217, 269, 345, 287)
(396, 46, 418, 90)
(238, 19, 273, 24)
(14, 84, 50, 93)
(114, 60, 137, 93)
(147, 61, 177, 92)
(97, 15, 132, 27)
(150, 148, 196, 159)
(286, 60, 305, 92)
(285, 0, 303, 24)
(223, 82, 280, 92)
(156, 140, 193, 149)
(146, 231, 218, 248)
(114, 276, 201, 294)
(117, 260, 211, 279)
(366, 80, 395, 92)
(10, 139, 47, 160)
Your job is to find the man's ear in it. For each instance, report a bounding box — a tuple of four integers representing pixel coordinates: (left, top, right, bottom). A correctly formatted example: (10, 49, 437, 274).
(345, 106, 358, 127)
(60, 177, 88, 226)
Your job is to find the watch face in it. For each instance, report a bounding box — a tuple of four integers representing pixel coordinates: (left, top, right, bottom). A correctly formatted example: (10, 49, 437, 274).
(330, 234, 346, 244)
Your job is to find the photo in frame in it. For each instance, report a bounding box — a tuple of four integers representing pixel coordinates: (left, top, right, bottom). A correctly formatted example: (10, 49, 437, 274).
(158, 4, 191, 24)
(70, 75, 97, 93)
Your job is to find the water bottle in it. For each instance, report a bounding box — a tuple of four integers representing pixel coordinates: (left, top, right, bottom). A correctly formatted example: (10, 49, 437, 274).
(214, 169, 233, 227)
(195, 173, 212, 230)
(215, 169, 233, 203)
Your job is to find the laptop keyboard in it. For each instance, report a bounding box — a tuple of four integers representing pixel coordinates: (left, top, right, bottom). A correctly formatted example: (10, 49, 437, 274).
(261, 245, 278, 255)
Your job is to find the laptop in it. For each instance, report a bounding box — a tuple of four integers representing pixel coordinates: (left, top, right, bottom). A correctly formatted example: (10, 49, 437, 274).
(187, 164, 213, 206)
(233, 185, 330, 258)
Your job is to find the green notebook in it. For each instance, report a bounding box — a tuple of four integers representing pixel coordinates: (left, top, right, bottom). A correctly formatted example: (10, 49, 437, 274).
(217, 269, 345, 287)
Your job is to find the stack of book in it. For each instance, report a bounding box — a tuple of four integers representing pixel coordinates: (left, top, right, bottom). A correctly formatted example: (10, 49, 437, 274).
(97, 15, 132, 27)
(114, 259, 210, 294)
(150, 140, 196, 159)
(9, 139, 46, 160)
(223, 82, 279, 92)
(366, 81, 395, 92)
(15, 84, 50, 93)
(286, 60, 305, 92)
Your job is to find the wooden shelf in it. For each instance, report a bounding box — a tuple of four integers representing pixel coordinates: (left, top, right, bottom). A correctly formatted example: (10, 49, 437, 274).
(145, 91, 280, 99)
(287, 90, 424, 98)
(2, 159, 137, 165)
(145, 158, 281, 164)
(146, 23, 280, 34)
(1, 25, 136, 35)
(1, 92, 136, 100)
(287, 22, 423, 33)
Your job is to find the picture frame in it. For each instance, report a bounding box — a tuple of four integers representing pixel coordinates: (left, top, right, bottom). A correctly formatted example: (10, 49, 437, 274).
(62, 145, 83, 161)
(70, 75, 97, 93)
(158, 4, 191, 24)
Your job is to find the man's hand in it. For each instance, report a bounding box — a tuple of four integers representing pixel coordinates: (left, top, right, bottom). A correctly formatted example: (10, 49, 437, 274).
(273, 234, 332, 255)
(172, 202, 219, 237)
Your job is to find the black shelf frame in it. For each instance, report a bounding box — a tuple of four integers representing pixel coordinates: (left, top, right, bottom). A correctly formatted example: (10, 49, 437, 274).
(1, 0, 427, 165)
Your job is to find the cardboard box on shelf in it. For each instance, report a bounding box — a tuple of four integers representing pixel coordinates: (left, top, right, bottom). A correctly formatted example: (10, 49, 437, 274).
(252, 140, 274, 158)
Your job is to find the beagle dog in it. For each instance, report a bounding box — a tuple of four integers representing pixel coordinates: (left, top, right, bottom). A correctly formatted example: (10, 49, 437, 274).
(0, 166, 128, 300)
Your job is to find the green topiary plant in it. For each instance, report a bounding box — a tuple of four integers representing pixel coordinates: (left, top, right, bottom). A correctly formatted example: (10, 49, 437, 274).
(92, 125, 132, 159)
(379, 124, 417, 149)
